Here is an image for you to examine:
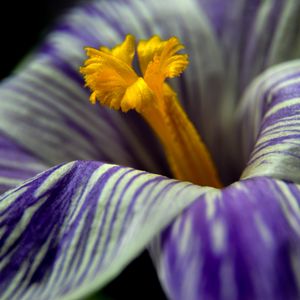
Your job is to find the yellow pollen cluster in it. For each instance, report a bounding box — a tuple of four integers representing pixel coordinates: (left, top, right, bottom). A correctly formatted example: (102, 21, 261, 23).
(80, 35, 222, 188)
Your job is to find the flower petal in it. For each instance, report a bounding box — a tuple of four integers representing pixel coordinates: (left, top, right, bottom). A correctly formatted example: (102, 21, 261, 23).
(0, 132, 47, 194)
(152, 177, 300, 300)
(0, 160, 214, 300)
(237, 60, 300, 182)
(0, 56, 168, 175)
(198, 0, 300, 183)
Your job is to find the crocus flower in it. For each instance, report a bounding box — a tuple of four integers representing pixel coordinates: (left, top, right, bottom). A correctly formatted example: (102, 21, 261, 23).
(1, 1, 300, 300)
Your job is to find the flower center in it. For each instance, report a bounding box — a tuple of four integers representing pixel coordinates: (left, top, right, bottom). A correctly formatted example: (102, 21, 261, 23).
(80, 35, 222, 188)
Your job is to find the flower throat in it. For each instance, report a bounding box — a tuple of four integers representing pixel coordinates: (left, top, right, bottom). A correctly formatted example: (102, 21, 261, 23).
(80, 35, 222, 188)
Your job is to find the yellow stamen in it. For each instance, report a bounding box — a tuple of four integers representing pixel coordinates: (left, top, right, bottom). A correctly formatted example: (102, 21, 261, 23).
(80, 34, 222, 188)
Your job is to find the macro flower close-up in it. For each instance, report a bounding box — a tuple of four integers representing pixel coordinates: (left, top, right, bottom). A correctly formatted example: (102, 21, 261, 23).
(1, 1, 300, 299)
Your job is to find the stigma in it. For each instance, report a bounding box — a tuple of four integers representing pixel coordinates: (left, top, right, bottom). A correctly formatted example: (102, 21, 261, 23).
(80, 34, 222, 188)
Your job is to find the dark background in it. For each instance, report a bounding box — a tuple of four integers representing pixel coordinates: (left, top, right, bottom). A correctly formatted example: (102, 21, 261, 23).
(1, 1, 167, 299)
(0, 1, 74, 79)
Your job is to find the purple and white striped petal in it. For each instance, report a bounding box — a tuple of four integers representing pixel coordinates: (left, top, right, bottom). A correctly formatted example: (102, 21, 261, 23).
(152, 177, 300, 300)
(238, 60, 300, 183)
(0, 161, 214, 300)
(197, 0, 300, 182)
(0, 56, 168, 176)
(0, 132, 47, 194)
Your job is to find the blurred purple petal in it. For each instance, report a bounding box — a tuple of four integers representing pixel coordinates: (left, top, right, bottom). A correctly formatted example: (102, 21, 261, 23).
(153, 177, 300, 300)
(197, 0, 300, 183)
(0, 132, 47, 193)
